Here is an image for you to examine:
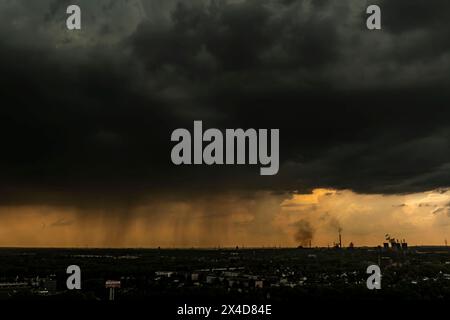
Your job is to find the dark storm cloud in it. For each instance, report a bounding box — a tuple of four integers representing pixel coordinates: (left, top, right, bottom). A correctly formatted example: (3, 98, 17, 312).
(1, 0, 450, 207)
(380, 0, 450, 34)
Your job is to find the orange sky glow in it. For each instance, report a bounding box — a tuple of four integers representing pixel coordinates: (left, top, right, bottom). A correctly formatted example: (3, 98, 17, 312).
(1, 188, 449, 248)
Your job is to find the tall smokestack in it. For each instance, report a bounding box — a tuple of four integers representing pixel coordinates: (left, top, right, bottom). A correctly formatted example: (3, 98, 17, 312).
(339, 230, 342, 248)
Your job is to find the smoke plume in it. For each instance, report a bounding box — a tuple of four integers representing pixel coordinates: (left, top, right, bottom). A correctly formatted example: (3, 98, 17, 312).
(294, 219, 314, 246)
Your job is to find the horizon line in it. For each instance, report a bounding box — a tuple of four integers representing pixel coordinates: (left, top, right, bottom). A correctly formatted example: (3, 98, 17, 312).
(0, 245, 449, 250)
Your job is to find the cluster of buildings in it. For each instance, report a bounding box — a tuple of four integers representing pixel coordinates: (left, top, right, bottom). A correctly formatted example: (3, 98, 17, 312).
(2, 243, 450, 300)
(0, 275, 57, 298)
(382, 234, 408, 250)
(154, 267, 267, 290)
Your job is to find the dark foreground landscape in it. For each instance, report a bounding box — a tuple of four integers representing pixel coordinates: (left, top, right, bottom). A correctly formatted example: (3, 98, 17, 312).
(1, 246, 450, 302)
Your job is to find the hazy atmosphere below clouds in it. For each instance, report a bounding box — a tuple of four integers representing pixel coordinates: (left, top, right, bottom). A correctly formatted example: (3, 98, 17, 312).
(1, 0, 450, 247)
